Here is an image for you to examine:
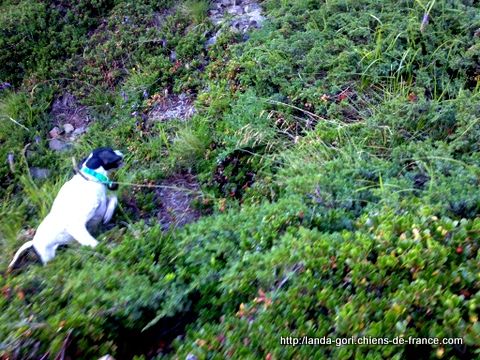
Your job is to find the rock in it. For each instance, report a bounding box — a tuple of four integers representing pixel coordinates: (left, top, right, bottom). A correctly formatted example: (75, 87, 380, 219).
(49, 139, 70, 152)
(63, 123, 74, 134)
(231, 20, 241, 30)
(206, 34, 218, 47)
(248, 9, 264, 24)
(227, 5, 244, 15)
(186, 353, 198, 360)
(212, 17, 224, 25)
(209, 0, 264, 33)
(72, 126, 86, 136)
(245, 3, 261, 13)
(0, 82, 11, 91)
(29, 167, 51, 180)
(49, 126, 62, 139)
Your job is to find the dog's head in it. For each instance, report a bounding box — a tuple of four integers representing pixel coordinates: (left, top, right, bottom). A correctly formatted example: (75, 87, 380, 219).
(80, 148, 124, 190)
(81, 147, 124, 172)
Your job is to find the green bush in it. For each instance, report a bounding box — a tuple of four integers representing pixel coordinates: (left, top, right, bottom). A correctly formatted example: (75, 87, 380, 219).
(0, 0, 115, 85)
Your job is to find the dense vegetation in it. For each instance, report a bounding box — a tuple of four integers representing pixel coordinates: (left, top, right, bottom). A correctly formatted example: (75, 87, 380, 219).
(1, 0, 480, 358)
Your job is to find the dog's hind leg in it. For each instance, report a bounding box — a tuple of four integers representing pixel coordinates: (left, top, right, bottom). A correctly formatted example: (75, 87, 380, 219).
(8, 241, 34, 269)
(34, 242, 60, 265)
(103, 195, 118, 224)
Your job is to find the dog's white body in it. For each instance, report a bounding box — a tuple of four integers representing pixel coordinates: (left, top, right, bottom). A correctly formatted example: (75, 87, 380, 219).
(9, 148, 122, 267)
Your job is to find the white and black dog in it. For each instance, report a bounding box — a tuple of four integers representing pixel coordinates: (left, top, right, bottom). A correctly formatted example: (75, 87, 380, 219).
(8, 147, 124, 268)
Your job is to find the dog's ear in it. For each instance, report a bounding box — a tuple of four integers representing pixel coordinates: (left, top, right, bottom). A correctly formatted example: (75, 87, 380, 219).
(97, 150, 123, 170)
(84, 148, 123, 170)
(85, 156, 103, 170)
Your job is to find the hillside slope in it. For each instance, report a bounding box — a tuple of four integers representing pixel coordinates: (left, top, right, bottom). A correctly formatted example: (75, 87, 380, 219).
(1, 0, 480, 359)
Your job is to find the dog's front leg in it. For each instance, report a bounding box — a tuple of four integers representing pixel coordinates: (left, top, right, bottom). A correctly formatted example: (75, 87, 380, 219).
(103, 195, 118, 224)
(66, 224, 99, 248)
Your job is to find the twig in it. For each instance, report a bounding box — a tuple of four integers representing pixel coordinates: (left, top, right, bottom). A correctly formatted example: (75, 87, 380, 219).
(7, 152, 15, 173)
(39, 352, 50, 360)
(1, 115, 30, 131)
(21, 143, 36, 184)
(272, 262, 305, 298)
(54, 329, 73, 360)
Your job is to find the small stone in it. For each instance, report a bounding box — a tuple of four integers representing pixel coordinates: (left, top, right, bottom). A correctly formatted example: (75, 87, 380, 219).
(49, 139, 70, 152)
(245, 3, 261, 13)
(248, 10, 264, 26)
(70, 126, 86, 140)
(63, 123, 74, 134)
(49, 126, 62, 139)
(72, 126, 86, 136)
(206, 35, 217, 47)
(227, 6, 244, 15)
(29, 167, 51, 180)
(186, 354, 198, 360)
(0, 82, 12, 91)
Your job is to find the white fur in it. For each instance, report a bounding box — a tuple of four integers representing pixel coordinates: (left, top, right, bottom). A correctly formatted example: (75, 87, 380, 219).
(9, 164, 118, 267)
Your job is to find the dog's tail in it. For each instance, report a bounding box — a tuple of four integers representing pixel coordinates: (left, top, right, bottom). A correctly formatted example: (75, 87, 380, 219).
(8, 241, 34, 269)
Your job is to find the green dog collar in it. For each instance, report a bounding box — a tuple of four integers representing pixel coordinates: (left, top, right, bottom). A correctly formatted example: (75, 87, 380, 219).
(81, 167, 113, 187)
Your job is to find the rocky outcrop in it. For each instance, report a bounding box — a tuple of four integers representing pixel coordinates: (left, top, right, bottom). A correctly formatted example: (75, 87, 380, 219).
(209, 0, 265, 33)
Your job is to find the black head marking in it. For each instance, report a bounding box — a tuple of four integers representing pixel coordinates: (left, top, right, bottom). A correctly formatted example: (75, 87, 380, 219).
(85, 147, 123, 171)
